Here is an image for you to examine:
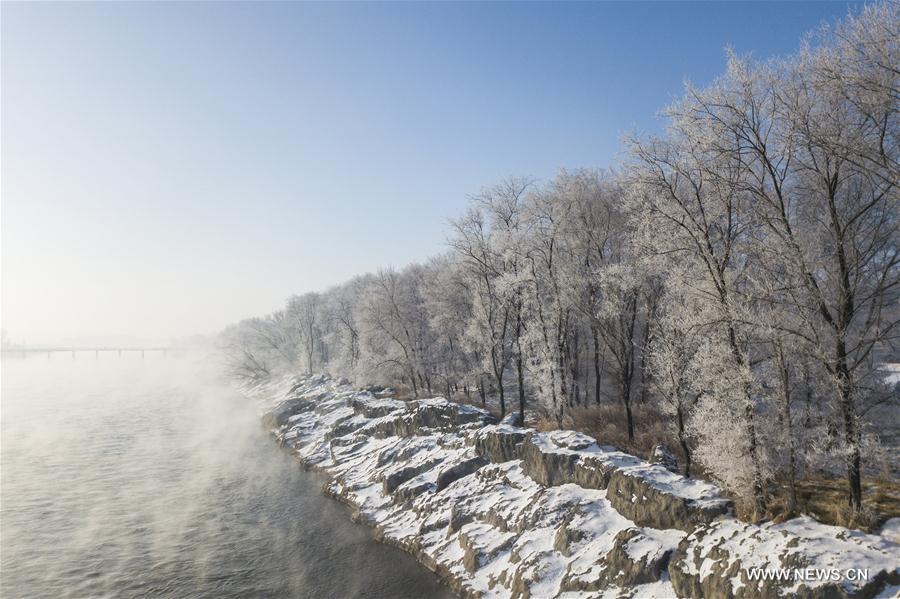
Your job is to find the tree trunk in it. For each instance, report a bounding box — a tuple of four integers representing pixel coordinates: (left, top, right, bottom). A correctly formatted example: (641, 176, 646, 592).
(777, 345, 798, 512)
(516, 311, 526, 423)
(556, 323, 569, 419)
(724, 316, 766, 518)
(621, 297, 638, 441)
(639, 317, 651, 404)
(571, 329, 580, 406)
(677, 402, 691, 477)
(517, 355, 525, 424)
(592, 324, 602, 405)
(746, 401, 766, 519)
(622, 375, 634, 441)
(410, 369, 419, 399)
(838, 363, 862, 510)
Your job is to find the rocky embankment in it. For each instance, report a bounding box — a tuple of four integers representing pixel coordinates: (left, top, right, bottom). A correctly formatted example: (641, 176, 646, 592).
(244, 375, 900, 599)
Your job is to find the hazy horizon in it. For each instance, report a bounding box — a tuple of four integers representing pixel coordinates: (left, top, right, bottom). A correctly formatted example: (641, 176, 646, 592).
(1, 1, 863, 345)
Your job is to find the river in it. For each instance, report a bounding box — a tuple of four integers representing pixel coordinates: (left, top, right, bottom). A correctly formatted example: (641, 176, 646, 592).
(0, 353, 452, 598)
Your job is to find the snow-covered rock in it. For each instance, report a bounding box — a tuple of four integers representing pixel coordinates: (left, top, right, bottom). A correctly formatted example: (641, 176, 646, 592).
(649, 443, 679, 473)
(470, 424, 528, 463)
(500, 412, 524, 427)
(519, 430, 732, 531)
(242, 374, 900, 598)
(670, 517, 900, 598)
(880, 518, 900, 544)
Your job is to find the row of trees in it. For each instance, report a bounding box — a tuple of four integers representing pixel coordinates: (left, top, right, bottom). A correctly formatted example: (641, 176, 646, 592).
(223, 3, 898, 517)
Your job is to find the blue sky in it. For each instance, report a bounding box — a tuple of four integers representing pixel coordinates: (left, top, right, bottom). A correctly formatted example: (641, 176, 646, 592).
(1, 1, 863, 343)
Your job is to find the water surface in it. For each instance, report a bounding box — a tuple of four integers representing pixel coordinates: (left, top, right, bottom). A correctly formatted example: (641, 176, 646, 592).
(1, 354, 452, 598)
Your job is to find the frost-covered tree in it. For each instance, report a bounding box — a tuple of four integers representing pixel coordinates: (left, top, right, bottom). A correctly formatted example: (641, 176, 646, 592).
(218, 1, 898, 517)
(451, 206, 513, 415)
(358, 266, 436, 397)
(551, 170, 620, 407)
(519, 176, 579, 422)
(592, 263, 642, 440)
(479, 178, 533, 421)
(220, 313, 297, 381)
(661, 4, 899, 509)
(648, 298, 703, 477)
(287, 292, 326, 375)
(421, 254, 475, 399)
(324, 275, 369, 377)
(627, 114, 769, 515)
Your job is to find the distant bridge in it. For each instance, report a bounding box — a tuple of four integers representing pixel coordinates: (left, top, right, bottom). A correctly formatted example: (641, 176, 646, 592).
(1, 346, 171, 358)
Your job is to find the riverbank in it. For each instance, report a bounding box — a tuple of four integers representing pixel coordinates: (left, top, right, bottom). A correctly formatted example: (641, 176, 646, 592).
(245, 374, 900, 599)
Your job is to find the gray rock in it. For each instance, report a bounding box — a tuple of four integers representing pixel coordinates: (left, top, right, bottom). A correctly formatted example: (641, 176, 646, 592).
(323, 414, 368, 440)
(362, 400, 497, 438)
(607, 469, 731, 532)
(516, 432, 731, 532)
(383, 459, 443, 494)
(520, 434, 582, 486)
(560, 527, 673, 591)
(601, 527, 673, 586)
(471, 427, 527, 463)
(447, 504, 475, 534)
(263, 397, 313, 428)
(571, 453, 618, 490)
(501, 412, 523, 427)
(649, 443, 679, 473)
(393, 480, 435, 503)
(669, 520, 900, 599)
(351, 395, 406, 419)
(552, 515, 588, 557)
(436, 456, 489, 492)
(458, 527, 515, 574)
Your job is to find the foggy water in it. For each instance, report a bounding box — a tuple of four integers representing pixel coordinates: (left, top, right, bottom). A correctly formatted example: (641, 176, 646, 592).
(1, 354, 452, 598)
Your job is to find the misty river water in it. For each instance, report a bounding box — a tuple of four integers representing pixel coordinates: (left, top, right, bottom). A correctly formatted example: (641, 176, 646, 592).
(1, 354, 452, 598)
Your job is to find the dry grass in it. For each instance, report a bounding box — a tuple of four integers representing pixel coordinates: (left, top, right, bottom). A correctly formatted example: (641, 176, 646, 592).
(764, 475, 900, 532)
